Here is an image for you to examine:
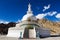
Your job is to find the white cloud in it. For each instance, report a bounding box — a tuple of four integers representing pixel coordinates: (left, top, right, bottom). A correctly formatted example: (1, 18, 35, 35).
(55, 13, 60, 18)
(47, 11, 57, 16)
(36, 11, 57, 19)
(43, 4, 50, 12)
(0, 20, 9, 24)
(36, 13, 47, 19)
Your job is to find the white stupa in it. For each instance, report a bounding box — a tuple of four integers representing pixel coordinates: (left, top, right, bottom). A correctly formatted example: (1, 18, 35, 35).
(7, 3, 50, 38)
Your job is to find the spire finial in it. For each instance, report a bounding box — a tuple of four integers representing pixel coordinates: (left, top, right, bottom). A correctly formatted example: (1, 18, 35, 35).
(27, 3, 33, 14)
(28, 3, 31, 11)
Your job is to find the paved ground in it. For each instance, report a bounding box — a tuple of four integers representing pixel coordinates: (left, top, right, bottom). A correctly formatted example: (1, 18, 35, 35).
(18, 37, 60, 40)
(0, 35, 60, 40)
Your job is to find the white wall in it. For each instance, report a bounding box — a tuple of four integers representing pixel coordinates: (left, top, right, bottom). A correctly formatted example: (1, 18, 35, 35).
(7, 30, 24, 38)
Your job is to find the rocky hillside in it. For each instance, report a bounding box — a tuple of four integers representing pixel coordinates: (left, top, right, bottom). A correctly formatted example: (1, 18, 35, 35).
(0, 19, 60, 35)
(38, 19, 60, 35)
(0, 22, 16, 35)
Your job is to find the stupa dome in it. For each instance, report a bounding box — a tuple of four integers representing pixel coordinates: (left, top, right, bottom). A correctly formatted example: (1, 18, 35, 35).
(21, 3, 37, 21)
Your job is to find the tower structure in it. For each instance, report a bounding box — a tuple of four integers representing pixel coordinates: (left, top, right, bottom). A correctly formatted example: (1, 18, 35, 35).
(7, 3, 50, 38)
(27, 3, 33, 14)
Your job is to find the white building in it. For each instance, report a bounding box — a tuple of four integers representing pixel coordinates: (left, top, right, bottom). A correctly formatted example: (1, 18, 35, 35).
(7, 3, 50, 38)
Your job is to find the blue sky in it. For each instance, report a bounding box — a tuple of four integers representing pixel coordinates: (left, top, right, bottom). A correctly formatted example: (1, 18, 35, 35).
(0, 0, 60, 23)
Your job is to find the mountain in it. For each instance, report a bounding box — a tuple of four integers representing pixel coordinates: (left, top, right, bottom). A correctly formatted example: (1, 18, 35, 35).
(0, 19, 60, 35)
(0, 22, 16, 35)
(38, 19, 60, 35)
